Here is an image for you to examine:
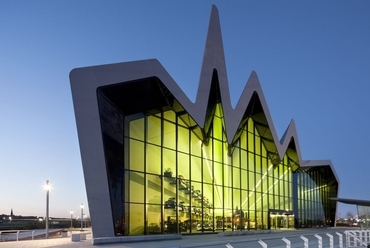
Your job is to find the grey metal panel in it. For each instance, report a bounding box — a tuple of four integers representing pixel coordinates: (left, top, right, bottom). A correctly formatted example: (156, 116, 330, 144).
(300, 159, 340, 185)
(330, 197, 370, 207)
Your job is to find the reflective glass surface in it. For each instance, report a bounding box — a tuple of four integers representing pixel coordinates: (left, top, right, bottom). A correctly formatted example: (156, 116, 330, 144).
(98, 89, 337, 236)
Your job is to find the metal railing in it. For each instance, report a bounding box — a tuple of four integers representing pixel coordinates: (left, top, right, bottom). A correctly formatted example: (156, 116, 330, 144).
(226, 231, 346, 248)
(0, 230, 36, 242)
(345, 230, 370, 247)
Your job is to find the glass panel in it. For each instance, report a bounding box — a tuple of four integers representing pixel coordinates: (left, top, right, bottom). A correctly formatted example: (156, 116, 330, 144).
(129, 139, 144, 171)
(203, 158, 213, 185)
(240, 130, 247, 150)
(224, 165, 232, 187)
(223, 144, 231, 165)
(191, 156, 201, 182)
(232, 147, 240, 168)
(233, 166, 240, 188)
(261, 140, 267, 157)
(147, 174, 162, 234)
(163, 148, 176, 178)
(256, 155, 261, 174)
(248, 133, 254, 152)
(255, 173, 262, 193)
(240, 150, 247, 170)
(147, 115, 161, 145)
(147, 174, 161, 204)
(249, 211, 256, 230)
(146, 144, 161, 175)
(214, 162, 223, 186)
(178, 126, 189, 153)
(213, 116, 223, 140)
(130, 171, 144, 203)
(241, 169, 248, 191)
(190, 132, 201, 157)
(147, 204, 162, 234)
(178, 152, 189, 180)
(214, 185, 223, 209)
(241, 190, 248, 211)
(224, 187, 232, 209)
(248, 170, 255, 191)
(129, 203, 144, 235)
(255, 131, 261, 155)
(233, 188, 240, 210)
(191, 181, 202, 231)
(130, 118, 144, 141)
(247, 118, 253, 133)
(248, 152, 254, 171)
(214, 139, 223, 163)
(163, 110, 176, 122)
(163, 120, 175, 149)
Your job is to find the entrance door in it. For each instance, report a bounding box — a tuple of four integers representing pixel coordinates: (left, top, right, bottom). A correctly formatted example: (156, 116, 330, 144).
(269, 211, 294, 229)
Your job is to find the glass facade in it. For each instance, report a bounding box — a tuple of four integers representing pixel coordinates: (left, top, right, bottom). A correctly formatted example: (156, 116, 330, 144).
(294, 168, 337, 228)
(97, 80, 337, 236)
(358, 206, 370, 229)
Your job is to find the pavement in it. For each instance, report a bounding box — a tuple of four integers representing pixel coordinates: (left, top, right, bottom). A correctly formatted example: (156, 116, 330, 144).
(0, 227, 357, 248)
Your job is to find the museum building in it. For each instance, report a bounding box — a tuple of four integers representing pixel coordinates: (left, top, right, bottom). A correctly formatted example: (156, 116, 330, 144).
(70, 6, 339, 241)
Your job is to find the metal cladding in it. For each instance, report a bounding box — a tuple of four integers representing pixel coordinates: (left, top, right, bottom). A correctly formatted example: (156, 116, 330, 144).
(70, 5, 339, 239)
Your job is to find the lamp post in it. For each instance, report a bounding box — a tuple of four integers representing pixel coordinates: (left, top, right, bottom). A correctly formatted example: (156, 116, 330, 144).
(80, 203, 84, 231)
(70, 210, 73, 229)
(44, 180, 50, 239)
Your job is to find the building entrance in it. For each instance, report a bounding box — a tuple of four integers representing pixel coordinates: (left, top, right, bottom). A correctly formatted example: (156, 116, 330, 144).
(269, 209, 294, 229)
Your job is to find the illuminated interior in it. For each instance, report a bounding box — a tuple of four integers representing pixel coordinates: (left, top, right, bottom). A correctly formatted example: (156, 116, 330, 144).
(96, 76, 337, 235)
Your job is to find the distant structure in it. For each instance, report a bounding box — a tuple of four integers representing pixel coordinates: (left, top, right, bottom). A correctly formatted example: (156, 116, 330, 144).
(70, 5, 339, 244)
(10, 208, 13, 218)
(331, 198, 370, 229)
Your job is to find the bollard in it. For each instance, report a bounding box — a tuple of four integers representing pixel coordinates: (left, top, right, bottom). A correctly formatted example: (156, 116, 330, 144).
(258, 239, 268, 248)
(282, 237, 291, 248)
(314, 234, 322, 248)
(326, 233, 333, 248)
(16, 231, 20, 241)
(300, 235, 309, 248)
(336, 232, 343, 248)
(32, 230, 35, 240)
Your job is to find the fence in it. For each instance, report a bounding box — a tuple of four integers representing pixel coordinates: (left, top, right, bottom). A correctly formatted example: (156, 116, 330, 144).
(0, 230, 36, 242)
(225, 230, 370, 247)
(345, 230, 370, 247)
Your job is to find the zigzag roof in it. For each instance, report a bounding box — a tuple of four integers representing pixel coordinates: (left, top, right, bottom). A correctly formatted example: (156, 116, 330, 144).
(69, 6, 340, 237)
(70, 5, 339, 184)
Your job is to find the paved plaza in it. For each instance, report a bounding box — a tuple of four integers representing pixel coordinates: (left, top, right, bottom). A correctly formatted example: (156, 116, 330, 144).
(0, 228, 357, 248)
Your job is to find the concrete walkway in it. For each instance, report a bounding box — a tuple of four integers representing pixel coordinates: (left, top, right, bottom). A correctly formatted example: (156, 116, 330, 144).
(0, 227, 355, 248)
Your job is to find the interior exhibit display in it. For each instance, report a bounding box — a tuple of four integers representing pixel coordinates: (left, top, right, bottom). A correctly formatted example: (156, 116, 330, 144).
(70, 5, 339, 241)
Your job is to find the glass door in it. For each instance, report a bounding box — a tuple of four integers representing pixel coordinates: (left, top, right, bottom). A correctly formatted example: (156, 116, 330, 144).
(269, 212, 294, 229)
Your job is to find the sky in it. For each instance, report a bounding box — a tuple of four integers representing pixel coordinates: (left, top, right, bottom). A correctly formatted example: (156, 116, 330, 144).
(1, 1, 369, 219)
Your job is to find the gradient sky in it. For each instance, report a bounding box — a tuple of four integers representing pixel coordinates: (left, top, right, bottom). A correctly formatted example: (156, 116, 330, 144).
(1, 1, 369, 218)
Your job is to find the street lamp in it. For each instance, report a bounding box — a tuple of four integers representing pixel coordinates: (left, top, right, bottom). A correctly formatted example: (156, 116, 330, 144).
(44, 180, 51, 239)
(70, 210, 73, 229)
(80, 203, 84, 231)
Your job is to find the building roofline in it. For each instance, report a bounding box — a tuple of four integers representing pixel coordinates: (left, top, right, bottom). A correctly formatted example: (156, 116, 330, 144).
(330, 198, 370, 207)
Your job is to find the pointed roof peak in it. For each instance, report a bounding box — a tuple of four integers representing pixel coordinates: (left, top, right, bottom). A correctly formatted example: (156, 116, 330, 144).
(244, 70, 261, 89)
(211, 4, 219, 16)
(194, 4, 230, 124)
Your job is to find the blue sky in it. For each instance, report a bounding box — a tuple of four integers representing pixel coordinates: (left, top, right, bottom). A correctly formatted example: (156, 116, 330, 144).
(1, 1, 369, 218)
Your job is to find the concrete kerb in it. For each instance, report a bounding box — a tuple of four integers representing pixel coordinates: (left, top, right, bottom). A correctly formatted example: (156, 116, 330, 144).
(92, 234, 182, 245)
(218, 230, 272, 236)
(92, 230, 277, 245)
